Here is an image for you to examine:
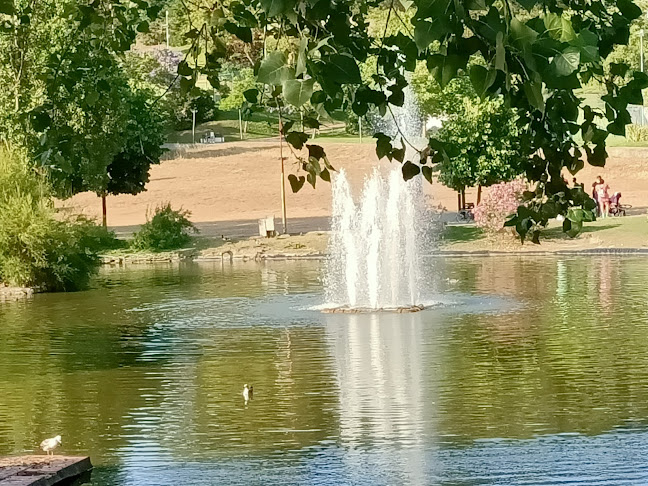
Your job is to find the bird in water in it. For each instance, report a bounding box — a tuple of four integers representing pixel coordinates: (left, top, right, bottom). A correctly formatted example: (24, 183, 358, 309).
(243, 384, 249, 404)
(40, 435, 62, 456)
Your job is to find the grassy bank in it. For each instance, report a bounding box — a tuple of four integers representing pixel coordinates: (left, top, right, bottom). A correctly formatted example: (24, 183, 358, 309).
(441, 215, 648, 252)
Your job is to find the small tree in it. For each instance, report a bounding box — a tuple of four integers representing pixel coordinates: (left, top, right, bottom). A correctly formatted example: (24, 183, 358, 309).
(437, 97, 525, 205)
(100, 91, 167, 226)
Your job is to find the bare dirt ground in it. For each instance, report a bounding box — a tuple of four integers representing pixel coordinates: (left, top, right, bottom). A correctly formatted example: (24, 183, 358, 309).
(65, 141, 648, 236)
(64, 139, 460, 233)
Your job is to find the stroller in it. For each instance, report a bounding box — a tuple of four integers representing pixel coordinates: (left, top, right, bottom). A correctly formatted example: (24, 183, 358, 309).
(609, 192, 629, 217)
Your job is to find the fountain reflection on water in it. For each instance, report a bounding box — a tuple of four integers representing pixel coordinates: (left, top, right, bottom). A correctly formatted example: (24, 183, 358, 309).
(324, 85, 428, 312)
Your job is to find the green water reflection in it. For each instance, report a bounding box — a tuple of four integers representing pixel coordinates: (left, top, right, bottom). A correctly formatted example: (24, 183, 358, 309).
(0, 257, 647, 484)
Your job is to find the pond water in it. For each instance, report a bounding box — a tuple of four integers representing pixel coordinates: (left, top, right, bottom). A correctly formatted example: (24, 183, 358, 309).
(1, 256, 648, 485)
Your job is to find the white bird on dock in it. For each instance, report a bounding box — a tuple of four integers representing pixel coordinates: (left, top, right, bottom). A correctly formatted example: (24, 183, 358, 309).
(40, 435, 62, 455)
(243, 384, 249, 404)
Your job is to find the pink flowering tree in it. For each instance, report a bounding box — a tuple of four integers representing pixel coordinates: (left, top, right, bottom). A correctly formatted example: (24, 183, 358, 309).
(474, 180, 527, 234)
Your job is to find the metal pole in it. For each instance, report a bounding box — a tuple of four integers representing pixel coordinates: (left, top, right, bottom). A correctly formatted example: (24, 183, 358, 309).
(165, 10, 169, 48)
(642, 29, 645, 125)
(191, 109, 197, 144)
(358, 116, 362, 143)
(279, 116, 287, 234)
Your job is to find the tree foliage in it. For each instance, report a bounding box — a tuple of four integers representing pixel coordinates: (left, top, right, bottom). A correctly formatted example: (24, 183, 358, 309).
(147, 0, 647, 240)
(0, 0, 166, 199)
(2, 0, 647, 241)
(437, 97, 525, 191)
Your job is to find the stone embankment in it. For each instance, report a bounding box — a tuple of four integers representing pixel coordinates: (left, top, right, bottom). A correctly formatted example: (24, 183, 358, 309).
(0, 285, 34, 302)
(100, 232, 330, 265)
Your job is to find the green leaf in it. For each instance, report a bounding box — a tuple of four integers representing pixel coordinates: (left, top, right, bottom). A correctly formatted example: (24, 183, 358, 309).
(310, 91, 326, 104)
(618, 0, 642, 20)
(137, 21, 149, 33)
(320, 168, 331, 182)
(288, 174, 305, 192)
(413, 18, 450, 51)
(85, 90, 99, 107)
(402, 161, 421, 181)
(177, 60, 193, 77)
(260, 0, 295, 17)
(392, 140, 406, 162)
(421, 165, 433, 183)
(563, 218, 582, 238)
(495, 31, 506, 71)
(567, 208, 585, 223)
(428, 54, 467, 87)
(180, 76, 195, 95)
(30, 110, 50, 132)
(223, 22, 252, 43)
(610, 63, 629, 77)
(523, 80, 544, 113)
(374, 133, 393, 160)
(307, 144, 326, 161)
(285, 131, 309, 149)
(469, 65, 496, 97)
(552, 47, 580, 76)
(544, 13, 575, 42)
(257, 51, 294, 86)
(303, 117, 320, 129)
(243, 88, 258, 103)
(510, 18, 537, 48)
(326, 54, 362, 84)
(296, 37, 308, 77)
(283, 78, 315, 107)
(0, 0, 14, 14)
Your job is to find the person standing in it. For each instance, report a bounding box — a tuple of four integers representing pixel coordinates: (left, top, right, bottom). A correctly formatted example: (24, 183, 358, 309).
(594, 175, 610, 218)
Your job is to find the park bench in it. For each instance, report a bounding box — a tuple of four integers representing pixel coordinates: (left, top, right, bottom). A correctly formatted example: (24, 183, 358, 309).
(200, 131, 225, 144)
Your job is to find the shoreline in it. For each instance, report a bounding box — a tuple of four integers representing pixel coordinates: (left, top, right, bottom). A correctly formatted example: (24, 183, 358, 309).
(98, 229, 648, 266)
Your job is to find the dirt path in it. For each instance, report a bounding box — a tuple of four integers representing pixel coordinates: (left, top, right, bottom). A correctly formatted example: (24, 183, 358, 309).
(64, 141, 648, 230)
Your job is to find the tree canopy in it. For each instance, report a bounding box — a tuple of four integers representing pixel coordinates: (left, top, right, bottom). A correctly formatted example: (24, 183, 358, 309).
(437, 96, 525, 192)
(2, 0, 646, 240)
(0, 0, 166, 200)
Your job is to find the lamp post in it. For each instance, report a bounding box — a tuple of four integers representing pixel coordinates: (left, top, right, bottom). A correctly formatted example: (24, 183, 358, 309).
(641, 29, 645, 125)
(191, 109, 197, 144)
(165, 10, 169, 48)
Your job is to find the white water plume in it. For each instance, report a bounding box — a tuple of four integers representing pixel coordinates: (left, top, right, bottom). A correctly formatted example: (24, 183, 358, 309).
(324, 166, 424, 310)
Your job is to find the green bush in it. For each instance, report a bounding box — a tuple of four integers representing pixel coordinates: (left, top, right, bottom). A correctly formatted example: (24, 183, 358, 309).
(0, 149, 103, 291)
(626, 124, 648, 142)
(132, 203, 198, 251)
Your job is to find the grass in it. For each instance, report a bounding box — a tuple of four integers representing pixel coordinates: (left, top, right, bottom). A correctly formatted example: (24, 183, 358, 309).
(165, 110, 373, 144)
(440, 215, 648, 251)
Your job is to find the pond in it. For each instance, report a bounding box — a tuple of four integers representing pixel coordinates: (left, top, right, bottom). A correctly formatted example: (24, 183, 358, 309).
(1, 256, 648, 485)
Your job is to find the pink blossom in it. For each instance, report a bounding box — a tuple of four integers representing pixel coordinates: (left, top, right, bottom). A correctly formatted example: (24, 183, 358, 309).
(473, 179, 526, 232)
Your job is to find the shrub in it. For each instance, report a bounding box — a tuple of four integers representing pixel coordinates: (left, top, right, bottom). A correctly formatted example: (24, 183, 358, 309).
(626, 124, 648, 142)
(132, 203, 198, 251)
(473, 179, 527, 233)
(165, 88, 217, 130)
(0, 149, 103, 290)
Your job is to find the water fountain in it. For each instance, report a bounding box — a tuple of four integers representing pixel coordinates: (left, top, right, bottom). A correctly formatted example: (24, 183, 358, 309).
(323, 86, 428, 313)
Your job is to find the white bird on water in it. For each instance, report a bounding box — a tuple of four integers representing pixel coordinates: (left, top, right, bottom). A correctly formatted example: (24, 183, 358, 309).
(40, 435, 62, 456)
(243, 384, 249, 404)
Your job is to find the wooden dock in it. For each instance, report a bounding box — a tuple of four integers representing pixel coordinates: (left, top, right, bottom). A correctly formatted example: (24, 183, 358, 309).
(0, 456, 92, 486)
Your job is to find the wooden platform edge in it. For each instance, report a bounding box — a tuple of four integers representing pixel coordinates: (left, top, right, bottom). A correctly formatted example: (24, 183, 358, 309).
(0, 456, 92, 486)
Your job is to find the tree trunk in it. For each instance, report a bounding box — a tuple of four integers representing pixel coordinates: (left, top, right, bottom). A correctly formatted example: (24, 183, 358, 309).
(461, 189, 466, 211)
(457, 192, 462, 212)
(477, 185, 482, 205)
(101, 193, 107, 228)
